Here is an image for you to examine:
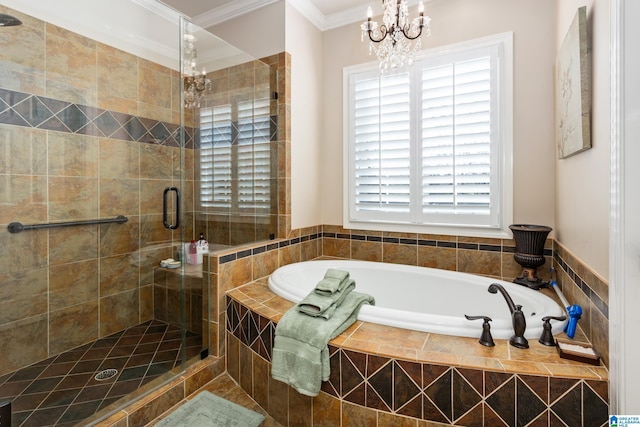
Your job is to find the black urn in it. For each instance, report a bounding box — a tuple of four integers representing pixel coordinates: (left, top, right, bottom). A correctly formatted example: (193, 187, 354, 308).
(509, 224, 552, 290)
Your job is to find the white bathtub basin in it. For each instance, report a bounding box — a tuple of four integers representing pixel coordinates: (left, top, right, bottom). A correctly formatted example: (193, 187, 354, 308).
(268, 259, 567, 340)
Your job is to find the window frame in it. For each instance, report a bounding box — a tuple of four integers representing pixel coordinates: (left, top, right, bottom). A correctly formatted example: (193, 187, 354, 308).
(343, 32, 513, 238)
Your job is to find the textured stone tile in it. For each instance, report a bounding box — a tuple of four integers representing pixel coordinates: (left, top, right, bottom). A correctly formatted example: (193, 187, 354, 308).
(50, 260, 99, 311)
(100, 178, 140, 217)
(48, 176, 98, 221)
(49, 225, 98, 265)
(99, 253, 140, 297)
(48, 132, 98, 177)
(0, 125, 47, 175)
(97, 43, 138, 114)
(418, 246, 456, 271)
(99, 289, 139, 337)
(0, 175, 47, 224)
(99, 138, 139, 179)
(0, 315, 47, 375)
(49, 301, 99, 354)
(0, 267, 47, 325)
(45, 23, 97, 99)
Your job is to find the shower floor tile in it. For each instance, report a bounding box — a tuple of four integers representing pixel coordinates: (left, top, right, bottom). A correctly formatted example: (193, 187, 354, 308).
(0, 320, 202, 427)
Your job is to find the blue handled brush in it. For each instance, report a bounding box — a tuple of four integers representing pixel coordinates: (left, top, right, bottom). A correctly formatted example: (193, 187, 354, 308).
(548, 269, 582, 339)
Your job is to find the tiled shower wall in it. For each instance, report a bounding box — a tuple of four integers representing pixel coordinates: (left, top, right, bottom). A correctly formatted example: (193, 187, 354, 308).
(0, 5, 286, 377)
(0, 6, 187, 376)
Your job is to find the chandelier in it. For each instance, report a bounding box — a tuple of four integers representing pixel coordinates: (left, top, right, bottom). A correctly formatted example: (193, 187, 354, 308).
(361, 0, 431, 72)
(183, 31, 211, 109)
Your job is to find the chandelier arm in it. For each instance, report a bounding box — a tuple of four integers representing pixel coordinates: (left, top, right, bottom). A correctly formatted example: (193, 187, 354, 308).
(367, 24, 390, 43)
(401, 24, 423, 41)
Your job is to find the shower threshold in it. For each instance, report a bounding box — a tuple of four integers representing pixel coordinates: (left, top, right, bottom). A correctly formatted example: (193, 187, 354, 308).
(0, 320, 202, 426)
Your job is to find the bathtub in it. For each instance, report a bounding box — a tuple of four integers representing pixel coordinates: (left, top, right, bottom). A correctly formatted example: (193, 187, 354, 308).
(267, 260, 567, 340)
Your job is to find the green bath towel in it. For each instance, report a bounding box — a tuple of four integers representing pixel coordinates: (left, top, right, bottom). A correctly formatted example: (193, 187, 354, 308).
(298, 280, 355, 318)
(271, 290, 375, 396)
(314, 268, 351, 295)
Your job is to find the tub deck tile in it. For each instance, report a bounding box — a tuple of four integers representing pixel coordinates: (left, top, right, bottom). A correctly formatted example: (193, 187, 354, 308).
(345, 322, 429, 350)
(415, 350, 460, 366)
(500, 359, 553, 376)
(226, 283, 609, 381)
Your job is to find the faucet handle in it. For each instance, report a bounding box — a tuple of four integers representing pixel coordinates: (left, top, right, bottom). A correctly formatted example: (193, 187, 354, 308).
(465, 315, 495, 347)
(539, 315, 567, 346)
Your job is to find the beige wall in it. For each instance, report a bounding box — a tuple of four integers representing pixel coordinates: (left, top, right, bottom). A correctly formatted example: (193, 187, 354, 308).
(285, 4, 323, 229)
(320, 0, 557, 234)
(555, 0, 610, 280)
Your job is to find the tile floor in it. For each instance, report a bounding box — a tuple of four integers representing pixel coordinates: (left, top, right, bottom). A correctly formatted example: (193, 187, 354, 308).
(152, 372, 283, 427)
(0, 320, 201, 427)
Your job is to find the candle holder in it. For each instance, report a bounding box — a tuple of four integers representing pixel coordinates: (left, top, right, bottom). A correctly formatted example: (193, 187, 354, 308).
(509, 224, 552, 290)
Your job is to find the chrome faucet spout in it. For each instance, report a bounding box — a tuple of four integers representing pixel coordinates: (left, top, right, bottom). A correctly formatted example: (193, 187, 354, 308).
(487, 283, 529, 349)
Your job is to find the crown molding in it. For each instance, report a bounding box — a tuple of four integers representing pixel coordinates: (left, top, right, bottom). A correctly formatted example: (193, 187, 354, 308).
(193, 0, 279, 28)
(322, 5, 367, 30)
(131, 0, 183, 22)
(286, 0, 326, 29)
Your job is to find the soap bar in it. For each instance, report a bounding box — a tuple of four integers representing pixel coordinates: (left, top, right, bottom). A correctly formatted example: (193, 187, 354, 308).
(556, 340, 600, 365)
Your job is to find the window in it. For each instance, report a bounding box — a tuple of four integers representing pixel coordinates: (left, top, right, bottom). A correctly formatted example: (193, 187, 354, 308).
(199, 97, 272, 216)
(344, 32, 513, 237)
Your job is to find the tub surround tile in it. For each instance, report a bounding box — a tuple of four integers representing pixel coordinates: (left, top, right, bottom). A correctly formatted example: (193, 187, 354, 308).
(554, 242, 609, 366)
(418, 245, 457, 271)
(225, 278, 609, 426)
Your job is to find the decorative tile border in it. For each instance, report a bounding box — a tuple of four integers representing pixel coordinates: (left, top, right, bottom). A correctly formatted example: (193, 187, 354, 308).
(217, 233, 322, 264)
(226, 296, 609, 427)
(554, 250, 608, 320)
(0, 87, 193, 147)
(214, 226, 553, 265)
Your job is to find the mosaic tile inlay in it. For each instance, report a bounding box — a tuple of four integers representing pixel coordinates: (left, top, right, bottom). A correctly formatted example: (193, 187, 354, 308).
(0, 88, 192, 147)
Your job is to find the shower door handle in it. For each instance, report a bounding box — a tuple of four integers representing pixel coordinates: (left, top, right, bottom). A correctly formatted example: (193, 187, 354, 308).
(162, 187, 180, 230)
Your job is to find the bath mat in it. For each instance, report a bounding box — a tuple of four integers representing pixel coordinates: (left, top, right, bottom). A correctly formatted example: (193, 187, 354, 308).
(154, 390, 265, 427)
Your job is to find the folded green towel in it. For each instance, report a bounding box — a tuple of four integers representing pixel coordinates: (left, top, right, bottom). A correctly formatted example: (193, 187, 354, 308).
(314, 269, 350, 295)
(298, 280, 355, 318)
(271, 290, 375, 396)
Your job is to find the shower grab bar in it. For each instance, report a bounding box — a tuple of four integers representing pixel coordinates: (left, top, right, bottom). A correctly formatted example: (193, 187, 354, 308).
(7, 215, 128, 234)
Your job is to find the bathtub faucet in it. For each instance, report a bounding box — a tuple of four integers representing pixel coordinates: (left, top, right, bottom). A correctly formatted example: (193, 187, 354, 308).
(487, 283, 529, 349)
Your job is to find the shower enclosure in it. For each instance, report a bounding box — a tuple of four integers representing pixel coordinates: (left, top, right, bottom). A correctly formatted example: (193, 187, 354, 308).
(0, 1, 277, 425)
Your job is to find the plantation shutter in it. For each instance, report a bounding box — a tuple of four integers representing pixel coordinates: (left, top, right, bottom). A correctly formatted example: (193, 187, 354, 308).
(345, 34, 510, 231)
(237, 98, 271, 214)
(200, 105, 232, 210)
(351, 71, 411, 221)
(421, 56, 493, 219)
(200, 99, 271, 214)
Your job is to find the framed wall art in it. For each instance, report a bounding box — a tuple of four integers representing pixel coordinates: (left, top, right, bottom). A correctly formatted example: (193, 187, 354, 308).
(555, 6, 591, 159)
